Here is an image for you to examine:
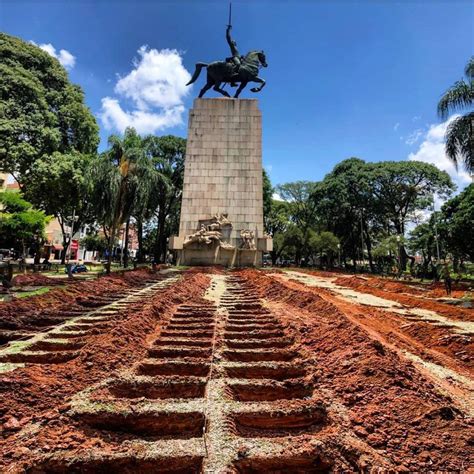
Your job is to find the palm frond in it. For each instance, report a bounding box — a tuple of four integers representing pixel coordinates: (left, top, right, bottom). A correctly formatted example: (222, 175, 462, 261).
(445, 112, 474, 173)
(465, 56, 474, 80)
(437, 81, 474, 120)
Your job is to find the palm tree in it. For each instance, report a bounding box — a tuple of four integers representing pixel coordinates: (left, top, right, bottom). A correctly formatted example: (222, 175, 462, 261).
(438, 57, 474, 173)
(142, 135, 186, 263)
(90, 128, 154, 274)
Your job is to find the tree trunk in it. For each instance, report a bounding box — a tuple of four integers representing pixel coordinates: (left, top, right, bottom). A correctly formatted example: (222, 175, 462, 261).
(400, 245, 408, 272)
(137, 218, 144, 263)
(159, 232, 167, 264)
(123, 218, 130, 268)
(154, 207, 167, 263)
(106, 225, 116, 275)
(362, 221, 375, 273)
(61, 237, 70, 265)
(453, 256, 459, 273)
(366, 243, 374, 273)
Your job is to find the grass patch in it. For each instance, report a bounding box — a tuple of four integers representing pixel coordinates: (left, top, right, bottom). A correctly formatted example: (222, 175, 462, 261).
(0, 362, 25, 374)
(15, 286, 52, 298)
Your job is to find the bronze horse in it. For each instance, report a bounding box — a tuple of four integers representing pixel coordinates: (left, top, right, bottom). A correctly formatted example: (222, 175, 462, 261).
(186, 50, 267, 99)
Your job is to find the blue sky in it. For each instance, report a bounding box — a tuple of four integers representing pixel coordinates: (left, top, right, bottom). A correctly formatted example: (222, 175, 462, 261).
(1, 0, 473, 191)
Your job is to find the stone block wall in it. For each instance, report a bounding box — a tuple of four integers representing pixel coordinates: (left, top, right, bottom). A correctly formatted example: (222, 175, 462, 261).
(173, 98, 266, 266)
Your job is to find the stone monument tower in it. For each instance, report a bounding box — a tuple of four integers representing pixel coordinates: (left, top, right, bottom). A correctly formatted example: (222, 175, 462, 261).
(169, 98, 272, 266)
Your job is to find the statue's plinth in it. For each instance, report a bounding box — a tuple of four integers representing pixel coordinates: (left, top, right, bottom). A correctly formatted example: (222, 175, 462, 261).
(169, 98, 272, 266)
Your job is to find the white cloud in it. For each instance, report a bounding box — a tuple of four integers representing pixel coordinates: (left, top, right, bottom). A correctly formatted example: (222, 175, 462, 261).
(30, 41, 76, 69)
(393, 122, 400, 131)
(405, 128, 424, 145)
(100, 98, 185, 135)
(408, 115, 471, 191)
(412, 115, 421, 122)
(272, 192, 283, 201)
(100, 46, 192, 134)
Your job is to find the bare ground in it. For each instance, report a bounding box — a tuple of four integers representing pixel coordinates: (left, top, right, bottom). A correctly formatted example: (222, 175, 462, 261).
(0, 267, 472, 473)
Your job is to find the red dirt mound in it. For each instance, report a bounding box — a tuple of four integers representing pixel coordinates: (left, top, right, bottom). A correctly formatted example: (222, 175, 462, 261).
(334, 275, 473, 322)
(12, 273, 65, 287)
(238, 269, 473, 472)
(0, 272, 210, 470)
(0, 269, 162, 331)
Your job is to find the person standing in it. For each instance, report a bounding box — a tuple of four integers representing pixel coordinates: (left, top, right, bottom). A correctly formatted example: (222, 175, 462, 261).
(441, 261, 452, 296)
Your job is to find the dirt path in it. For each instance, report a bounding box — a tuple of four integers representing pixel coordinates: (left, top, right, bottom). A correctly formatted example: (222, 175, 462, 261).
(238, 269, 472, 471)
(273, 271, 473, 412)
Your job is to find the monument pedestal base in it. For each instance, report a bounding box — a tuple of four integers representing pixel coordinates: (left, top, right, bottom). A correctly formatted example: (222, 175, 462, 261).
(175, 246, 261, 268)
(169, 98, 272, 267)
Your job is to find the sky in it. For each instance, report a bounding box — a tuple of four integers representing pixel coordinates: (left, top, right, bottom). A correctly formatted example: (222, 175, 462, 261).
(1, 0, 473, 195)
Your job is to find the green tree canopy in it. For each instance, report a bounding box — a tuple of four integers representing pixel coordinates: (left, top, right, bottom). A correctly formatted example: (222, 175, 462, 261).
(0, 33, 99, 181)
(368, 160, 454, 235)
(89, 128, 154, 273)
(262, 169, 273, 225)
(0, 191, 50, 256)
(314, 158, 378, 270)
(22, 151, 95, 262)
(142, 135, 186, 263)
(440, 183, 474, 261)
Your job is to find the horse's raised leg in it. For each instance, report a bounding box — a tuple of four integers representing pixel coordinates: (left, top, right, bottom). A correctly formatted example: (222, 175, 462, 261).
(199, 80, 213, 98)
(234, 81, 248, 98)
(250, 77, 266, 93)
(213, 81, 230, 98)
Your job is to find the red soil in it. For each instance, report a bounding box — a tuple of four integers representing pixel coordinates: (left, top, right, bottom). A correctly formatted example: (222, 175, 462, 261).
(0, 271, 210, 469)
(237, 269, 473, 471)
(281, 274, 474, 374)
(12, 273, 66, 287)
(0, 269, 160, 330)
(332, 275, 473, 322)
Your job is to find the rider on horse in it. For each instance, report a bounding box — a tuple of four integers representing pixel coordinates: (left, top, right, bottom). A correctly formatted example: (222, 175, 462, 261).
(225, 25, 243, 87)
(185, 23, 267, 99)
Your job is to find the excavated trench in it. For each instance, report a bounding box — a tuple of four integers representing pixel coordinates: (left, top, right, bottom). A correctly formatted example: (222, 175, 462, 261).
(18, 272, 387, 473)
(0, 272, 170, 347)
(28, 456, 204, 474)
(0, 273, 178, 371)
(3, 268, 471, 472)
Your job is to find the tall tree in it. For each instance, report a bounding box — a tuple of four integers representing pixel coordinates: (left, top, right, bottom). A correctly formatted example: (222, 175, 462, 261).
(0, 191, 50, 259)
(440, 183, 474, 262)
(142, 135, 186, 263)
(262, 169, 273, 227)
(22, 152, 94, 263)
(265, 199, 292, 264)
(314, 158, 379, 271)
(0, 33, 99, 181)
(90, 128, 153, 274)
(275, 181, 320, 264)
(437, 57, 474, 173)
(368, 161, 454, 269)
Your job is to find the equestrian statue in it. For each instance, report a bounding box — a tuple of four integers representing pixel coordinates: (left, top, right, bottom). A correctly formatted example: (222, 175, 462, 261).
(186, 24, 267, 99)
